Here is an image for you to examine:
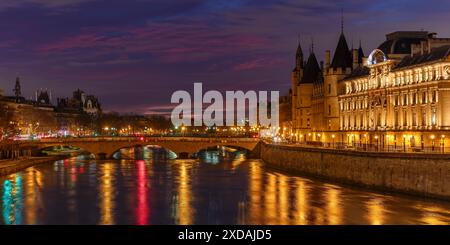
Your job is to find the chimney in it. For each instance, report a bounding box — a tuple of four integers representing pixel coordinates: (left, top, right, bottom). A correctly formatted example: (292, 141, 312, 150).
(325, 50, 331, 69)
(320, 61, 324, 70)
(352, 49, 358, 69)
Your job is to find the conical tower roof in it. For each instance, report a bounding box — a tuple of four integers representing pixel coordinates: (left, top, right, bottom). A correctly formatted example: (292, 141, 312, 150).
(301, 52, 321, 84)
(331, 33, 352, 69)
(358, 41, 365, 64)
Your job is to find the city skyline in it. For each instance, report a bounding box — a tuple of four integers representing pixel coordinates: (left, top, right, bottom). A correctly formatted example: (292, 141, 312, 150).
(0, 0, 450, 115)
(1, 0, 450, 230)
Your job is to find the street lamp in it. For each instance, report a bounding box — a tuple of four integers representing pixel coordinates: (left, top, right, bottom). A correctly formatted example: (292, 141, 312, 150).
(375, 135, 379, 151)
(441, 135, 445, 153)
(431, 134, 435, 152)
(181, 126, 186, 137)
(332, 134, 335, 148)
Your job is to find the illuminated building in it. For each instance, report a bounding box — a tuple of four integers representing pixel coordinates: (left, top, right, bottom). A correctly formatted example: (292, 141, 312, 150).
(291, 29, 450, 150)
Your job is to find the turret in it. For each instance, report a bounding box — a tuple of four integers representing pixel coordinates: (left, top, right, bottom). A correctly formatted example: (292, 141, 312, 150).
(13, 77, 22, 102)
(325, 50, 331, 70)
(352, 49, 359, 69)
(330, 33, 353, 73)
(295, 40, 304, 71)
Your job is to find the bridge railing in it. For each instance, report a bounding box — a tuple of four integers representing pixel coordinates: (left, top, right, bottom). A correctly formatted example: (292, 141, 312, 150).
(15, 136, 260, 144)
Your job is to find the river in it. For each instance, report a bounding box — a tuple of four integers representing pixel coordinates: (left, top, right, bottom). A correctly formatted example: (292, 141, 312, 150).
(1, 151, 450, 225)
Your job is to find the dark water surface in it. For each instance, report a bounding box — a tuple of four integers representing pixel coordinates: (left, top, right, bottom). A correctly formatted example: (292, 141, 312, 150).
(1, 153, 450, 225)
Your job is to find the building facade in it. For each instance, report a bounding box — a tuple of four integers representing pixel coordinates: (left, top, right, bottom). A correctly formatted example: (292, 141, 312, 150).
(292, 30, 450, 151)
(0, 78, 102, 138)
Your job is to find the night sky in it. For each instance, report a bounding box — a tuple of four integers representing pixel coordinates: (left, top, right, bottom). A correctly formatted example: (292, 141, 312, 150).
(0, 0, 449, 115)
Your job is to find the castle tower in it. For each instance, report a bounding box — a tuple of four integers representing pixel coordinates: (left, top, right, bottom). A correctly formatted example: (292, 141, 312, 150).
(323, 28, 353, 131)
(291, 40, 304, 138)
(296, 46, 321, 140)
(13, 77, 21, 102)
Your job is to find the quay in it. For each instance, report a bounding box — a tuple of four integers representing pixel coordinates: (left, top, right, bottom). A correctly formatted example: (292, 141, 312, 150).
(0, 156, 63, 176)
(261, 142, 450, 200)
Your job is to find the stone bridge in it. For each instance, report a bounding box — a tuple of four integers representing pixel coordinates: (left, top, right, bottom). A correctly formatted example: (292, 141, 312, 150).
(17, 137, 261, 159)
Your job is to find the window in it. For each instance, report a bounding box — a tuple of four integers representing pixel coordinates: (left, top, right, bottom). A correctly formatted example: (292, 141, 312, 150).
(422, 91, 427, 104)
(395, 111, 399, 126)
(422, 111, 426, 126)
(360, 113, 364, 127)
(412, 112, 417, 126)
(328, 105, 331, 115)
(432, 109, 436, 126)
(328, 84, 331, 94)
(403, 111, 407, 126)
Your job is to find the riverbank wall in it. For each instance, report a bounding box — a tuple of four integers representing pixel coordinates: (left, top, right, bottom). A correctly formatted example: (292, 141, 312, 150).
(0, 156, 63, 176)
(260, 142, 450, 200)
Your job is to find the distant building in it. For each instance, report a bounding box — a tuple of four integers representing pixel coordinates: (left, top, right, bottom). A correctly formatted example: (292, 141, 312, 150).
(0, 79, 102, 137)
(279, 90, 292, 135)
(56, 89, 101, 115)
(35, 89, 52, 105)
(0, 77, 57, 136)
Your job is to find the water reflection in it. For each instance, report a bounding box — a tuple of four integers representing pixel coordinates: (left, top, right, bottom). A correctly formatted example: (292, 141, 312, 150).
(1, 151, 450, 225)
(176, 161, 194, 225)
(2, 176, 22, 224)
(98, 163, 115, 225)
(136, 160, 149, 225)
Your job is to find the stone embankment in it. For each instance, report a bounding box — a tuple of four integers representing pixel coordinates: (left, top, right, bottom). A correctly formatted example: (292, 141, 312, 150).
(0, 156, 62, 176)
(261, 142, 450, 200)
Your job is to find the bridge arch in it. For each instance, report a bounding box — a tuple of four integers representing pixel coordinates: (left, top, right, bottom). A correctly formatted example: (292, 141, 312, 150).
(17, 137, 261, 160)
(111, 144, 178, 160)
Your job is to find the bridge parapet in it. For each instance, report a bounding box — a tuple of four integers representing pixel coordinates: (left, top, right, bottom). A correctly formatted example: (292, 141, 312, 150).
(15, 137, 261, 159)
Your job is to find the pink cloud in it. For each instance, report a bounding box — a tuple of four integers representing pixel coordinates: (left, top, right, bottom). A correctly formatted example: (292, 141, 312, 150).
(36, 21, 271, 64)
(233, 57, 285, 71)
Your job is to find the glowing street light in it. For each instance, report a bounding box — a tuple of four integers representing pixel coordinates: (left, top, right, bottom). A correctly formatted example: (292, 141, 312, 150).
(431, 134, 436, 151)
(374, 135, 379, 151)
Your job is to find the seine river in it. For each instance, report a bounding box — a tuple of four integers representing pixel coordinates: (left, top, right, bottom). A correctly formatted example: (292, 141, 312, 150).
(1, 151, 450, 225)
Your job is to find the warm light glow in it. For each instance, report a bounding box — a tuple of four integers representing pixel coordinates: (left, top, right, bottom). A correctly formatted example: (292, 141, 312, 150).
(332, 134, 335, 139)
(374, 135, 378, 139)
(431, 135, 435, 140)
(99, 163, 115, 225)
